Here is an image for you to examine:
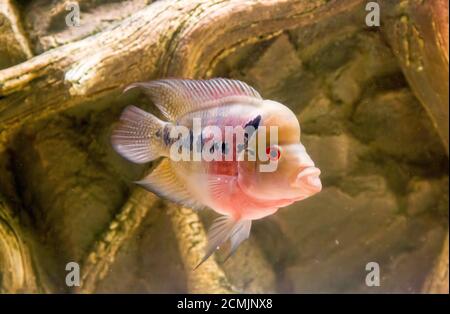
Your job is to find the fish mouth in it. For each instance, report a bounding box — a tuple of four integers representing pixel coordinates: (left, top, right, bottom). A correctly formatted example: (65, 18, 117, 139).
(292, 166, 322, 193)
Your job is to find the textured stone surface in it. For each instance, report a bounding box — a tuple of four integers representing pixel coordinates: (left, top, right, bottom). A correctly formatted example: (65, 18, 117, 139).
(0, 0, 33, 69)
(11, 114, 131, 290)
(301, 134, 363, 181)
(352, 89, 445, 163)
(244, 34, 303, 94)
(23, 0, 153, 53)
(95, 207, 187, 293)
(299, 93, 346, 136)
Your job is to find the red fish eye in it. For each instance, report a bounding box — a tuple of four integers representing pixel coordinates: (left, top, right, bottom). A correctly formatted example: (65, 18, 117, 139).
(266, 146, 281, 161)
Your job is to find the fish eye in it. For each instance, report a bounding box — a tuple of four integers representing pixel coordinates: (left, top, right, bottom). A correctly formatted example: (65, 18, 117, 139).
(266, 145, 281, 161)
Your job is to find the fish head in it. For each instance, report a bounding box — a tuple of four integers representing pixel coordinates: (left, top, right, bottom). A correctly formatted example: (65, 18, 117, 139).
(239, 143, 322, 201)
(238, 100, 322, 201)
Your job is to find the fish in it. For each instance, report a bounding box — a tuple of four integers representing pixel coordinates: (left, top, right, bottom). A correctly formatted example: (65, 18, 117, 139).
(111, 78, 322, 268)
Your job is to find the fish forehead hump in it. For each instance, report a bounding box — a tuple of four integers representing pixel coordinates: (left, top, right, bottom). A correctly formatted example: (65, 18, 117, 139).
(259, 100, 301, 144)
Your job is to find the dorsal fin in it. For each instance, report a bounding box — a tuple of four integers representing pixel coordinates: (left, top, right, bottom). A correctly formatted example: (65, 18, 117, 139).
(124, 78, 263, 121)
(136, 158, 204, 210)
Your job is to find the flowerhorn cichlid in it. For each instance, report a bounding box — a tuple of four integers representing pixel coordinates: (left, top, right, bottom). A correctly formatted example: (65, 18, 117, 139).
(111, 78, 322, 268)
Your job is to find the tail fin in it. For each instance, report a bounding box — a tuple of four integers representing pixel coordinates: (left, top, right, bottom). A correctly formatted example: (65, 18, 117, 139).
(111, 105, 166, 164)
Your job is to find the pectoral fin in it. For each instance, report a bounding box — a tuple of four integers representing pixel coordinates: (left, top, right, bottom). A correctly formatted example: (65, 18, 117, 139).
(136, 158, 204, 210)
(207, 174, 236, 202)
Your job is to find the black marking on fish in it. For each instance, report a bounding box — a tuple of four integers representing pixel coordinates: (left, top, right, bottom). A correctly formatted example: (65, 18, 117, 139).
(244, 115, 261, 138)
(189, 129, 203, 154)
(163, 125, 172, 145)
(222, 142, 229, 154)
(209, 142, 221, 154)
(242, 114, 261, 150)
(188, 129, 194, 151)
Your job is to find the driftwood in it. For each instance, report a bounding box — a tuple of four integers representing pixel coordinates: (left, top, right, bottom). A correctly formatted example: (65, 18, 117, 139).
(423, 234, 449, 293)
(381, 0, 449, 154)
(0, 0, 363, 147)
(0, 0, 448, 293)
(0, 198, 40, 293)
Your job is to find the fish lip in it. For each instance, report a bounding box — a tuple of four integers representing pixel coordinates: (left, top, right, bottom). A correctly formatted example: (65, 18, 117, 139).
(292, 166, 322, 191)
(296, 165, 321, 179)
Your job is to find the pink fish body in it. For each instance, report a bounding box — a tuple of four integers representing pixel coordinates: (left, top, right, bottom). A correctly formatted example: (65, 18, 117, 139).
(111, 78, 321, 267)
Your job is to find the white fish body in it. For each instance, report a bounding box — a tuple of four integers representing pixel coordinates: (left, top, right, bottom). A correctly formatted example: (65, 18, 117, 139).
(112, 78, 322, 267)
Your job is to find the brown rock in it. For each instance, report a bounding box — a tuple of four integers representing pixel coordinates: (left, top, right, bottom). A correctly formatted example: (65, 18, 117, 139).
(352, 89, 446, 163)
(245, 34, 302, 93)
(301, 134, 364, 181)
(0, 0, 33, 69)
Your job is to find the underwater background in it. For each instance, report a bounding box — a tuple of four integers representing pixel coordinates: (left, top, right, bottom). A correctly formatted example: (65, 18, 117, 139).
(0, 0, 448, 293)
